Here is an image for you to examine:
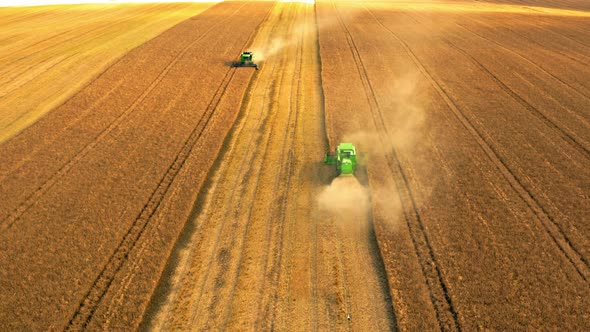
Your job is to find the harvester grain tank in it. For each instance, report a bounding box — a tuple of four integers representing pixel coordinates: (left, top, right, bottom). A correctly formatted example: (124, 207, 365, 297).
(324, 143, 357, 176)
(233, 51, 259, 70)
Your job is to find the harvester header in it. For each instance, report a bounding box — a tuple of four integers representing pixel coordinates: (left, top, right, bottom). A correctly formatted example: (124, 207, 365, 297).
(324, 143, 357, 176)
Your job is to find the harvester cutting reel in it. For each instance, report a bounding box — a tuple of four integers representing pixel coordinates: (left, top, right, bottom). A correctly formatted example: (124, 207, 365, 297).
(324, 142, 357, 176)
(233, 51, 259, 70)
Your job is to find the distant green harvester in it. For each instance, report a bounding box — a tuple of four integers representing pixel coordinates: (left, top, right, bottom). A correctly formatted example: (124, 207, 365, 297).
(233, 51, 259, 70)
(324, 142, 357, 176)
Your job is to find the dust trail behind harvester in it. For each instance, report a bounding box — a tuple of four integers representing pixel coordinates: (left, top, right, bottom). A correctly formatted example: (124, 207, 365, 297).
(316, 166, 398, 330)
(318, 176, 370, 225)
(251, 3, 353, 62)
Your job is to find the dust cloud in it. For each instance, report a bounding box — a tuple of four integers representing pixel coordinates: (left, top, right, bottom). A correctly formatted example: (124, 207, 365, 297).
(327, 71, 431, 229)
(317, 176, 370, 225)
(250, 20, 310, 62)
(250, 4, 354, 63)
(343, 72, 426, 158)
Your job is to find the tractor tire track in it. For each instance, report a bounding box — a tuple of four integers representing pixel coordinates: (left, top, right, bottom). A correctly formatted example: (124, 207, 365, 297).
(518, 14, 590, 52)
(404, 12, 590, 160)
(198, 72, 284, 329)
(334, 3, 461, 330)
(0, 3, 247, 231)
(0, 51, 84, 99)
(441, 38, 590, 159)
(221, 62, 293, 331)
(98, 68, 245, 330)
(334, 229, 353, 332)
(0, 5, 208, 102)
(0, 6, 154, 67)
(497, 22, 590, 66)
(364, 6, 590, 284)
(0, 51, 81, 105)
(196, 26, 296, 325)
(168, 11, 281, 332)
(151, 55, 267, 330)
(181, 40, 281, 331)
(149, 3, 396, 331)
(66, 3, 275, 328)
(224, 15, 298, 322)
(250, 7, 303, 326)
(453, 18, 590, 103)
(272, 6, 322, 330)
(0, 77, 124, 180)
(100, 5, 276, 329)
(0, 10, 102, 62)
(65, 64, 238, 331)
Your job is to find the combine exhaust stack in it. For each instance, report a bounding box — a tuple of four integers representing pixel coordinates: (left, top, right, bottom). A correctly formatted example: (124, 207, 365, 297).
(233, 51, 259, 70)
(324, 142, 357, 176)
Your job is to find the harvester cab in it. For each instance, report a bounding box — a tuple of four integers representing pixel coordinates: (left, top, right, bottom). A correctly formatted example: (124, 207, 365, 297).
(233, 51, 259, 70)
(324, 143, 357, 176)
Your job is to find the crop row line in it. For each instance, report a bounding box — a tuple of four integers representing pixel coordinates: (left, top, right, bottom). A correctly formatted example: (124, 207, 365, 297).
(66, 64, 238, 331)
(0, 6, 156, 68)
(447, 38, 589, 158)
(454, 18, 590, 104)
(408, 11, 590, 160)
(310, 4, 324, 330)
(371, 8, 590, 284)
(258, 4, 305, 329)
(63, 4, 249, 329)
(217, 4, 301, 329)
(407, 9, 590, 283)
(0, 51, 84, 101)
(339, 3, 462, 331)
(0, 3, 245, 231)
(182, 10, 283, 331)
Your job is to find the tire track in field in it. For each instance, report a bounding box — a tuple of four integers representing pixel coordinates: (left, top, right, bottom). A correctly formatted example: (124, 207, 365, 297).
(0, 6, 153, 67)
(65, 62, 239, 331)
(453, 19, 590, 103)
(498, 23, 590, 66)
(408, 13, 590, 160)
(201, 69, 287, 329)
(132, 66, 263, 331)
(99, 70, 239, 330)
(68, 3, 273, 327)
(192, 25, 295, 328)
(0, 50, 80, 102)
(402, 9, 590, 278)
(100, 5, 275, 329)
(333, 2, 455, 330)
(184, 73, 270, 328)
(271, 6, 321, 329)
(309, 6, 323, 328)
(150, 54, 268, 330)
(334, 230, 353, 332)
(441, 38, 590, 159)
(0, 9, 53, 27)
(0, 3, 246, 231)
(0, 77, 124, 180)
(0, 6, 170, 96)
(520, 14, 590, 52)
(0, 51, 84, 99)
(177, 29, 281, 330)
(169, 9, 283, 330)
(249, 6, 303, 327)
(224, 59, 295, 331)
(0, 4, 210, 177)
(0, 10, 102, 61)
(364, 6, 590, 284)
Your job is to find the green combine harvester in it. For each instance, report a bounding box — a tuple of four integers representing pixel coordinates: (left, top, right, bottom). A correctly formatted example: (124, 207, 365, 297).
(324, 143, 357, 176)
(233, 51, 259, 70)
